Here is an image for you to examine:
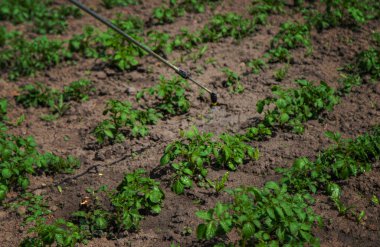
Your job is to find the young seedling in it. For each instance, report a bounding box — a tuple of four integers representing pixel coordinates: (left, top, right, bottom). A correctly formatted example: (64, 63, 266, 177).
(221, 68, 244, 94)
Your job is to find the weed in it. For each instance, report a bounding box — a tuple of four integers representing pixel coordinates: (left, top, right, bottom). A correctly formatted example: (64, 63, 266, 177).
(0, 98, 7, 122)
(63, 79, 95, 102)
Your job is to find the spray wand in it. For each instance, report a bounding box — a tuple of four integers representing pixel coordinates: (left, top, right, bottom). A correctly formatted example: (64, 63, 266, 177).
(68, 0, 218, 104)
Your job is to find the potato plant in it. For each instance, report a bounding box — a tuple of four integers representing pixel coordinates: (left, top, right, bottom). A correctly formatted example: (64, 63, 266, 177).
(160, 127, 259, 194)
(221, 68, 244, 94)
(257, 79, 340, 133)
(0, 36, 72, 80)
(270, 21, 312, 55)
(0, 0, 81, 34)
(200, 13, 255, 42)
(137, 76, 190, 116)
(16, 81, 94, 120)
(101, 0, 140, 9)
(20, 170, 164, 246)
(0, 98, 7, 122)
(93, 100, 162, 144)
(196, 182, 321, 246)
(250, 0, 285, 25)
(0, 124, 80, 201)
(304, 0, 380, 31)
(279, 127, 380, 196)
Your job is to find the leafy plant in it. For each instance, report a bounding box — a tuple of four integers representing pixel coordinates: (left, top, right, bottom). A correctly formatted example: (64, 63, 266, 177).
(200, 13, 255, 42)
(0, 0, 81, 34)
(304, 0, 380, 31)
(20, 218, 85, 247)
(63, 79, 95, 102)
(160, 127, 259, 194)
(247, 58, 267, 74)
(250, 0, 285, 25)
(111, 169, 165, 230)
(278, 127, 380, 197)
(273, 64, 289, 81)
(0, 98, 7, 122)
(222, 68, 244, 93)
(152, 0, 184, 24)
(72, 170, 164, 237)
(170, 29, 202, 50)
(0, 126, 80, 201)
(93, 100, 162, 144)
(196, 182, 321, 246)
(243, 123, 272, 141)
(257, 79, 340, 133)
(0, 36, 72, 80)
(147, 31, 173, 55)
(270, 21, 312, 55)
(137, 76, 190, 115)
(101, 0, 140, 9)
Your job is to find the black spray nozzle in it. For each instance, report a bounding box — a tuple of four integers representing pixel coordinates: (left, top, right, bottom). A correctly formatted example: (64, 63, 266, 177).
(210, 92, 218, 104)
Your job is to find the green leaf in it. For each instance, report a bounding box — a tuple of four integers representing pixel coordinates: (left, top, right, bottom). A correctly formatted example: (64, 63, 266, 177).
(205, 222, 217, 240)
(196, 211, 211, 221)
(172, 180, 185, 194)
(2, 168, 12, 179)
(242, 222, 255, 239)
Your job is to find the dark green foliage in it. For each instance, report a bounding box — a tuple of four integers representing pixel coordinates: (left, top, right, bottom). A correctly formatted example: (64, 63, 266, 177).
(0, 125, 80, 201)
(0, 36, 71, 80)
(353, 48, 380, 80)
(221, 68, 244, 94)
(200, 13, 255, 42)
(279, 127, 380, 196)
(170, 29, 202, 50)
(20, 218, 84, 247)
(271, 21, 312, 54)
(250, 0, 285, 25)
(0, 0, 81, 34)
(0, 98, 7, 122)
(101, 0, 140, 9)
(147, 31, 173, 55)
(243, 124, 272, 141)
(196, 182, 321, 246)
(16, 81, 94, 120)
(93, 100, 162, 144)
(111, 169, 165, 230)
(137, 76, 190, 115)
(152, 0, 184, 24)
(160, 127, 259, 194)
(11, 193, 52, 225)
(305, 0, 380, 31)
(63, 79, 94, 102)
(69, 17, 145, 71)
(247, 58, 267, 74)
(73, 170, 164, 237)
(257, 79, 340, 133)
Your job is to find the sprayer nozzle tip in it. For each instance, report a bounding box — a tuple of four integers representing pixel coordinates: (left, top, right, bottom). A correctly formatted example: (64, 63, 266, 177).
(210, 92, 217, 104)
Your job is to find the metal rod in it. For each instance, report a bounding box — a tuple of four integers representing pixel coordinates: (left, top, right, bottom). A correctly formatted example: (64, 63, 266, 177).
(67, 0, 217, 103)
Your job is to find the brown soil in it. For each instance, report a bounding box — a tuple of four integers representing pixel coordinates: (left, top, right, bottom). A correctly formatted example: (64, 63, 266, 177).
(0, 1, 379, 246)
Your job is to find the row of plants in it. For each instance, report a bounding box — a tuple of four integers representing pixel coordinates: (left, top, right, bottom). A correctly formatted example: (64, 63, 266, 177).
(152, 0, 220, 25)
(0, 115, 80, 202)
(0, 0, 81, 34)
(94, 76, 190, 143)
(18, 169, 164, 246)
(195, 126, 380, 246)
(15, 79, 95, 121)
